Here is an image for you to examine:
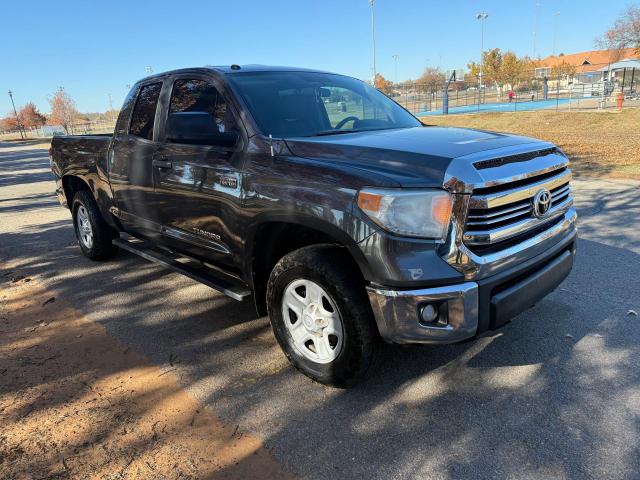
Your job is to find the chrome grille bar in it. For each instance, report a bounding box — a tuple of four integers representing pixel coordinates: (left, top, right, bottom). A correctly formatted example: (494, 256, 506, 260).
(464, 197, 573, 246)
(468, 169, 572, 210)
(464, 167, 573, 249)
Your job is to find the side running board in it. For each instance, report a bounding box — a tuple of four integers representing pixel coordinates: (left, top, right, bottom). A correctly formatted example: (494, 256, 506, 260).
(113, 237, 251, 301)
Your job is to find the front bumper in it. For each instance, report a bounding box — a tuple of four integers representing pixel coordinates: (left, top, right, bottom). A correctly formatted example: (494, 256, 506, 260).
(367, 229, 577, 344)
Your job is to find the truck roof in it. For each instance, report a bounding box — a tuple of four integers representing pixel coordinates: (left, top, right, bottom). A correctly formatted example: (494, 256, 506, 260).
(210, 64, 332, 74)
(136, 65, 333, 84)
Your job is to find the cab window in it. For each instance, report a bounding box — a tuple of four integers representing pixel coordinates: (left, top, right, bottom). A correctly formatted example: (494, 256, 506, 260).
(129, 82, 162, 140)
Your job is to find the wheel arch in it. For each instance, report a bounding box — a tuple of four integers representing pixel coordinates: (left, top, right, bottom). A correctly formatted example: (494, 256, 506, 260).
(247, 216, 372, 316)
(62, 175, 91, 210)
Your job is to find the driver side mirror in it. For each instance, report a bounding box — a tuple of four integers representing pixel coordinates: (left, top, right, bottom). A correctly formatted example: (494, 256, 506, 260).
(166, 112, 239, 147)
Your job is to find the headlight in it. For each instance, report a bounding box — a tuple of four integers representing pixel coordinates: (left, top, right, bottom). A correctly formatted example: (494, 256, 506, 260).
(357, 188, 452, 240)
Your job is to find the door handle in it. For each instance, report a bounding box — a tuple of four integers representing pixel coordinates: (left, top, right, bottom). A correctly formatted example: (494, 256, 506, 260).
(152, 159, 173, 169)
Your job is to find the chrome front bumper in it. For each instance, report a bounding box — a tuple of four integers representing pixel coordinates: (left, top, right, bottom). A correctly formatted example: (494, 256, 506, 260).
(367, 282, 479, 344)
(367, 208, 577, 345)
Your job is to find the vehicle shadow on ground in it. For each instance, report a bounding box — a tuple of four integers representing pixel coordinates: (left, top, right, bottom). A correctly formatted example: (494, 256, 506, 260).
(0, 146, 53, 187)
(3, 213, 639, 479)
(2, 145, 639, 478)
(0, 139, 51, 148)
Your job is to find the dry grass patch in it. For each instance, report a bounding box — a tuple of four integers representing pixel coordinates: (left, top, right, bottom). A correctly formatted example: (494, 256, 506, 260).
(421, 109, 640, 179)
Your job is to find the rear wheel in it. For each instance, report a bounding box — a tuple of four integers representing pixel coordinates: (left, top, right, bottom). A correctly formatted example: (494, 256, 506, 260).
(72, 190, 119, 260)
(266, 245, 379, 387)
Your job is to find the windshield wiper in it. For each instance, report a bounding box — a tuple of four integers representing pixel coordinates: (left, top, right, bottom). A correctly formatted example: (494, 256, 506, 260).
(310, 129, 367, 137)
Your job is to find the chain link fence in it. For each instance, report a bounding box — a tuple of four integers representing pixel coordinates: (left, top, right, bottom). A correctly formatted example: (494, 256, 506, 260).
(1, 62, 638, 140)
(393, 62, 639, 116)
(0, 118, 116, 140)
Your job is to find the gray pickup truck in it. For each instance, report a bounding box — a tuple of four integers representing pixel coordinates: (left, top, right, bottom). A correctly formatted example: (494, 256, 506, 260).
(50, 65, 577, 386)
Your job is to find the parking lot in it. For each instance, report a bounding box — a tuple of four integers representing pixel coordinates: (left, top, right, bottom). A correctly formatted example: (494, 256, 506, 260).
(1, 139, 639, 479)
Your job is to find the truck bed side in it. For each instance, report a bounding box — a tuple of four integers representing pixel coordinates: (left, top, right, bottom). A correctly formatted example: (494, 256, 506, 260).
(50, 134, 115, 223)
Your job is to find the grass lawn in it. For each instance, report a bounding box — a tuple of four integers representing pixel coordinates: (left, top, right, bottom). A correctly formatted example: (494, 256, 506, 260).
(421, 108, 640, 179)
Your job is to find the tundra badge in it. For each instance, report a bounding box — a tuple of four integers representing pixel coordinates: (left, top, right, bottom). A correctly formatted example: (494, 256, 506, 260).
(219, 175, 238, 189)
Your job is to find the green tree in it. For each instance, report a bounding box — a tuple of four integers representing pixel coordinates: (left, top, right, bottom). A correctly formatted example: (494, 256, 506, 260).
(48, 88, 79, 134)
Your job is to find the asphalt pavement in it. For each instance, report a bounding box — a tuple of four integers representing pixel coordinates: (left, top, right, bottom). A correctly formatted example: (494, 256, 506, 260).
(1, 140, 639, 479)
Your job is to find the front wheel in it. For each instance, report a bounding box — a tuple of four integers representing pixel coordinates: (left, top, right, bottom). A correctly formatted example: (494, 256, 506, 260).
(266, 245, 379, 387)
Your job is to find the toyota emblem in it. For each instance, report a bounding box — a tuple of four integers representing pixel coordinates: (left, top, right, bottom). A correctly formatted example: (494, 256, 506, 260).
(533, 188, 552, 218)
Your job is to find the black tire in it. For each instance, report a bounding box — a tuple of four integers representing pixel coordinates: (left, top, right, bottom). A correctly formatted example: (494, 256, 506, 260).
(72, 190, 119, 261)
(266, 245, 379, 387)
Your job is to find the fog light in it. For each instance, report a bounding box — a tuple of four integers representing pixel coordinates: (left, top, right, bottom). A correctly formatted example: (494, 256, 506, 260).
(420, 304, 438, 324)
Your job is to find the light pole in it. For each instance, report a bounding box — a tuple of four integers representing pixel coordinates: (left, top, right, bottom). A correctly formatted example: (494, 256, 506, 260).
(392, 54, 399, 85)
(533, 2, 542, 59)
(108, 93, 115, 123)
(476, 12, 488, 108)
(553, 11, 560, 56)
(7, 90, 24, 139)
(369, 0, 376, 86)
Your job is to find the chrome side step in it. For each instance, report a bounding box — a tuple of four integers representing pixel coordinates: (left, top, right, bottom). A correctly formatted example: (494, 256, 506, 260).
(113, 237, 251, 301)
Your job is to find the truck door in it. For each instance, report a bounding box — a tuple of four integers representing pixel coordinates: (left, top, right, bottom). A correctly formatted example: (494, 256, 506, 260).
(108, 81, 165, 238)
(151, 76, 246, 269)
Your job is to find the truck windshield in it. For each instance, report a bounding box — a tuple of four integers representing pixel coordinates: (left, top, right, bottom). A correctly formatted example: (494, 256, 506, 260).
(228, 71, 421, 138)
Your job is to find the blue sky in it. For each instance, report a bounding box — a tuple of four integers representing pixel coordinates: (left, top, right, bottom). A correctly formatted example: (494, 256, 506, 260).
(1, 0, 629, 114)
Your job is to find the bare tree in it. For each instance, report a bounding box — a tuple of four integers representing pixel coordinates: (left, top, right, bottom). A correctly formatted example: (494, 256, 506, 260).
(48, 88, 79, 134)
(598, 5, 640, 53)
(417, 67, 445, 93)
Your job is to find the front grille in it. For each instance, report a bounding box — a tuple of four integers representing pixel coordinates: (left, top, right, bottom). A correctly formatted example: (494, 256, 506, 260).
(464, 167, 573, 252)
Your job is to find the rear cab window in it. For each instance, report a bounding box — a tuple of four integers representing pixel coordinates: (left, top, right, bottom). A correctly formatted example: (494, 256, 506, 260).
(129, 82, 162, 140)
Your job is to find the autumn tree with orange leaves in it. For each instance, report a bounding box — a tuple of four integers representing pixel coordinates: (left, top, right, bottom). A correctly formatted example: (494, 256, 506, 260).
(416, 67, 446, 93)
(18, 103, 47, 129)
(0, 115, 18, 132)
(49, 88, 79, 134)
(374, 73, 394, 94)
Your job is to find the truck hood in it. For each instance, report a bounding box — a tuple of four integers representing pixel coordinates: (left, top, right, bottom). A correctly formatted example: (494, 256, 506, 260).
(284, 126, 550, 187)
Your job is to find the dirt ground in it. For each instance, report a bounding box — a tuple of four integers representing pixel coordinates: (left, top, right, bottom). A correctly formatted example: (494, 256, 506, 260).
(422, 108, 640, 179)
(0, 274, 290, 480)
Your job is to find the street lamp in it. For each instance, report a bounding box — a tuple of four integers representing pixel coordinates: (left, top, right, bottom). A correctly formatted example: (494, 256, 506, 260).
(533, 2, 542, 59)
(145, 66, 153, 75)
(7, 90, 24, 139)
(553, 11, 561, 55)
(476, 12, 489, 107)
(392, 54, 400, 84)
(369, 0, 376, 86)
